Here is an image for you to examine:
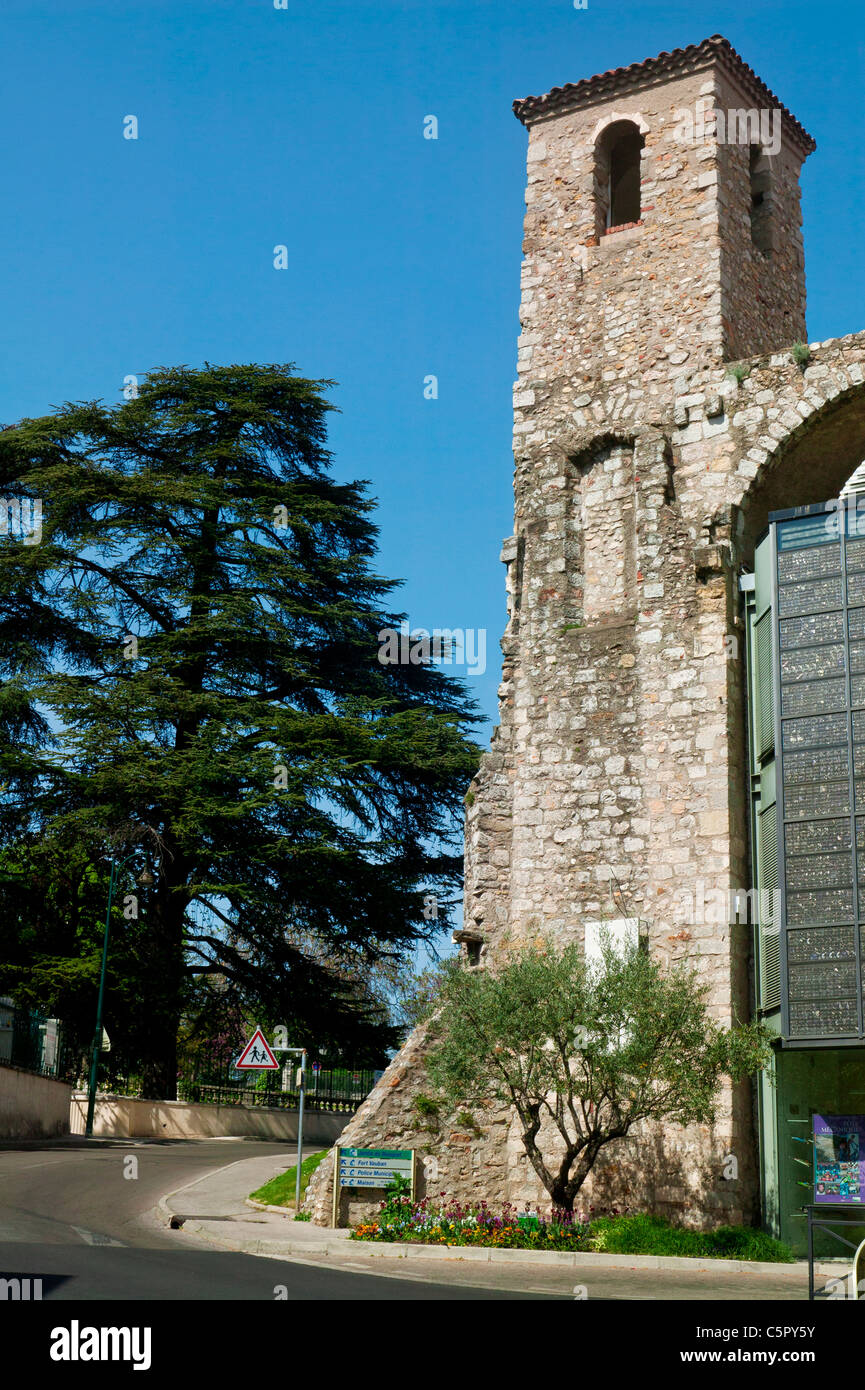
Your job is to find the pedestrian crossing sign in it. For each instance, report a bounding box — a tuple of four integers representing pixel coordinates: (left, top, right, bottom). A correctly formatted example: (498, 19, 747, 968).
(235, 1027, 279, 1070)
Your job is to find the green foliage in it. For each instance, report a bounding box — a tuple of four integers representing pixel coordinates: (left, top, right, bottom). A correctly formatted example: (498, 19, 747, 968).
(424, 936, 773, 1210)
(587, 1213, 794, 1263)
(378, 1171, 413, 1223)
(725, 362, 751, 385)
(350, 1198, 793, 1261)
(0, 363, 482, 1094)
(293, 1212, 311, 1222)
(413, 1094, 439, 1116)
(791, 341, 811, 368)
(250, 1148, 328, 1208)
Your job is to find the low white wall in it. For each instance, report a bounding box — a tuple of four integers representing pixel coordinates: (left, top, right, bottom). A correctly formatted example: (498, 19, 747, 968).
(69, 1092, 348, 1144)
(0, 1065, 73, 1139)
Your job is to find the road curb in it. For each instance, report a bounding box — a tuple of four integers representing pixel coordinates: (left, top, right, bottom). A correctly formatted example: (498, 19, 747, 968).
(238, 1195, 806, 1274)
(221, 1206, 811, 1274)
(156, 1156, 821, 1281)
(156, 1155, 267, 1223)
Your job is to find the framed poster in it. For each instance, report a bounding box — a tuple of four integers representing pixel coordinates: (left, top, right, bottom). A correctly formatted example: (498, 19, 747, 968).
(813, 1114, 865, 1203)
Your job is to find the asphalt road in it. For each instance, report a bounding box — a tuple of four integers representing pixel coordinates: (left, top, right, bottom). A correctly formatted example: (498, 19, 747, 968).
(0, 1138, 556, 1301)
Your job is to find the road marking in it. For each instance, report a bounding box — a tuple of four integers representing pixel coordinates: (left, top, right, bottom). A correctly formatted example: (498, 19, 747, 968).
(71, 1227, 125, 1247)
(0, 1160, 71, 1172)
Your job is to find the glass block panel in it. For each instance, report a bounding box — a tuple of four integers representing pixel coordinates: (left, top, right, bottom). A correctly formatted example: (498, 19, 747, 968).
(780, 612, 844, 648)
(855, 712, 865, 744)
(778, 577, 843, 617)
(787, 819, 851, 855)
(789, 997, 858, 1035)
(849, 572, 865, 607)
(787, 925, 855, 962)
(781, 645, 845, 682)
(777, 545, 841, 582)
(845, 536, 865, 571)
(849, 608, 865, 642)
(784, 746, 848, 783)
(784, 782, 850, 818)
(849, 642, 865, 674)
(785, 852, 852, 891)
(851, 676, 865, 709)
(782, 713, 847, 751)
(781, 680, 846, 717)
(788, 961, 858, 996)
(786, 888, 854, 924)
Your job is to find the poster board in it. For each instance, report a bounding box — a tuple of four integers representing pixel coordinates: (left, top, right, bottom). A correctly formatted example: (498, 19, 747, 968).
(813, 1114, 865, 1204)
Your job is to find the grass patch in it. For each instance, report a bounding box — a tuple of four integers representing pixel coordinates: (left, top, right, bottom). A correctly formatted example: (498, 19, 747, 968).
(587, 1213, 795, 1262)
(250, 1149, 328, 1209)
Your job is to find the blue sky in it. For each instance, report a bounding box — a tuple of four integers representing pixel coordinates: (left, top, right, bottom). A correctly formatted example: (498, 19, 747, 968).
(2, 0, 863, 740)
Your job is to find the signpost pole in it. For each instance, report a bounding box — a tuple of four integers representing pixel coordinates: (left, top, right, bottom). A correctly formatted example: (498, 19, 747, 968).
(295, 1049, 307, 1213)
(332, 1146, 341, 1228)
(410, 1148, 416, 1205)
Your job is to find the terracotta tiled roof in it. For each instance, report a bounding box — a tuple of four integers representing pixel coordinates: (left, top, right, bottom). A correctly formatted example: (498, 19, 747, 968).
(513, 34, 816, 154)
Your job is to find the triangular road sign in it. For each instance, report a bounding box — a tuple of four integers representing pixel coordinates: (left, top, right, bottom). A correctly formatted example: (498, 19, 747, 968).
(236, 1027, 279, 1070)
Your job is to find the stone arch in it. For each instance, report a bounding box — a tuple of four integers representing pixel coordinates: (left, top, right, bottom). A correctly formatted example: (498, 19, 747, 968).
(736, 377, 865, 561)
(589, 111, 651, 142)
(592, 117, 647, 235)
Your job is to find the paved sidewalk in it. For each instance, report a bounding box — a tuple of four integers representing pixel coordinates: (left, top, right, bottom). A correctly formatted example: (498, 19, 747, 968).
(156, 1149, 830, 1300)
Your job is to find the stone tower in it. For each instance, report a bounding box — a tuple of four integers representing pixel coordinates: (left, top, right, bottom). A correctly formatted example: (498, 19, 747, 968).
(463, 33, 813, 967)
(307, 38, 865, 1233)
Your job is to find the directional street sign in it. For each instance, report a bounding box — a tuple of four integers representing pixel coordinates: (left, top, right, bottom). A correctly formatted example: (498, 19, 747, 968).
(338, 1148, 413, 1188)
(331, 1147, 416, 1225)
(235, 1026, 279, 1070)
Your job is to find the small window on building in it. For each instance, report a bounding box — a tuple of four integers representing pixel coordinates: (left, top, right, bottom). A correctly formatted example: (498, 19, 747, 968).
(466, 940, 481, 967)
(749, 145, 773, 254)
(595, 121, 644, 235)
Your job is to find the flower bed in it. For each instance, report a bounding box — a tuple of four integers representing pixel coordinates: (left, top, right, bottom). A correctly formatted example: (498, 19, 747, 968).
(349, 1196, 796, 1262)
(351, 1196, 586, 1251)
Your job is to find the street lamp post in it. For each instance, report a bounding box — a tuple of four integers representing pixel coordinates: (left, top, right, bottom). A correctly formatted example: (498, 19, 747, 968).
(296, 1048, 307, 1211)
(84, 853, 153, 1139)
(276, 1045, 308, 1211)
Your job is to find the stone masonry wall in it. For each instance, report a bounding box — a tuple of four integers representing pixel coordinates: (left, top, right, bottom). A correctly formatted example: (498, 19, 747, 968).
(304, 45, 865, 1232)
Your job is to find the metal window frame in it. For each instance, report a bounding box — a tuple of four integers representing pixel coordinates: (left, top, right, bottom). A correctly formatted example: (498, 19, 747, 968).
(768, 501, 865, 1045)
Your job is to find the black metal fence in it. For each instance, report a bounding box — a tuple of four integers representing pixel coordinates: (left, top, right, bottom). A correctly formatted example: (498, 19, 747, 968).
(102, 1063, 381, 1113)
(0, 999, 70, 1080)
(177, 1070, 378, 1113)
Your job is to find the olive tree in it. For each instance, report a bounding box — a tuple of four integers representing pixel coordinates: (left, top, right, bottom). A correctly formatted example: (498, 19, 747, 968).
(423, 937, 772, 1212)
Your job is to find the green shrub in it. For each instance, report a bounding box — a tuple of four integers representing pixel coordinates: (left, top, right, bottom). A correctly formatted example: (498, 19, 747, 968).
(726, 362, 751, 385)
(587, 1213, 795, 1263)
(413, 1094, 440, 1126)
(791, 341, 811, 368)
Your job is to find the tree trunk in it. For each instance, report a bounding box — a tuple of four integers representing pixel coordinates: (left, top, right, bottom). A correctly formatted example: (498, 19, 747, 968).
(137, 880, 186, 1100)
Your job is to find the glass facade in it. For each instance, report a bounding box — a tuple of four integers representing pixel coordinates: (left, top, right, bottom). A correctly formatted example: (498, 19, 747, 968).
(752, 502, 865, 1041)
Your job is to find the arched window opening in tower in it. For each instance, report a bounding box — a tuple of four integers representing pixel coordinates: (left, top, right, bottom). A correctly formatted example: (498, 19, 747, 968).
(595, 121, 645, 234)
(750, 145, 773, 254)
